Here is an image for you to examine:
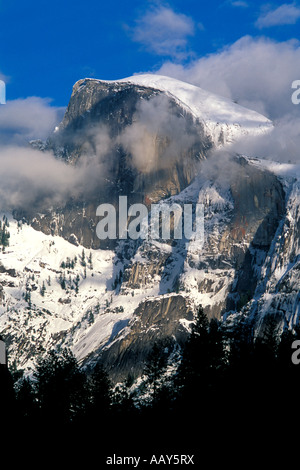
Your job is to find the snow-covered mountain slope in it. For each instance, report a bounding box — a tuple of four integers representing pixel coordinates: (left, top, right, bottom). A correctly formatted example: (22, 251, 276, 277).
(0, 212, 194, 374)
(97, 73, 273, 145)
(0, 216, 118, 370)
(0, 73, 296, 381)
(226, 159, 300, 333)
(1, 154, 296, 380)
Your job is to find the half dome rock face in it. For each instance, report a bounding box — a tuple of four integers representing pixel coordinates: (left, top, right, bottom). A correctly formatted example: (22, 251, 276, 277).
(57, 77, 211, 199)
(28, 74, 272, 249)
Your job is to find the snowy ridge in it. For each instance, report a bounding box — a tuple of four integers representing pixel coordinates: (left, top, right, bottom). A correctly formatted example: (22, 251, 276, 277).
(97, 73, 273, 145)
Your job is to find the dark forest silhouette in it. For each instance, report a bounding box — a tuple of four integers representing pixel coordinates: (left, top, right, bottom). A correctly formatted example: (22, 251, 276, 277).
(1, 306, 300, 460)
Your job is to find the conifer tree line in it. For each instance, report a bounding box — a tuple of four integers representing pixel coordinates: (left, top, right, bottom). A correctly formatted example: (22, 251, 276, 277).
(1, 306, 300, 447)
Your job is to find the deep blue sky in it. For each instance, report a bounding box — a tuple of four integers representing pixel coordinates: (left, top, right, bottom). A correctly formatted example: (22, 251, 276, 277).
(0, 0, 300, 106)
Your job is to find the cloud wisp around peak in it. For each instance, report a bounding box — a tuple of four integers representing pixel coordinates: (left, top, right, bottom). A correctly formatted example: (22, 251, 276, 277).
(255, 3, 300, 29)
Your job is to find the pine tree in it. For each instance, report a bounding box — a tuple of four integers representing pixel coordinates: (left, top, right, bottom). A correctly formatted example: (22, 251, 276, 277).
(112, 376, 136, 418)
(222, 315, 256, 411)
(33, 348, 87, 426)
(16, 376, 37, 423)
(88, 252, 93, 269)
(40, 281, 46, 296)
(87, 363, 112, 420)
(59, 272, 66, 290)
(175, 305, 227, 417)
(81, 249, 86, 267)
(74, 274, 80, 293)
(143, 341, 169, 404)
(25, 287, 32, 308)
(256, 313, 280, 359)
(176, 305, 209, 388)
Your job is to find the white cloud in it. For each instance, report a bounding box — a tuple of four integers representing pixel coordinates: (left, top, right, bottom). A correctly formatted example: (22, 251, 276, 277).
(230, 1, 249, 7)
(230, 114, 300, 163)
(0, 146, 79, 210)
(117, 94, 197, 172)
(131, 5, 195, 59)
(157, 35, 300, 163)
(0, 125, 116, 211)
(0, 101, 116, 210)
(0, 97, 65, 145)
(255, 3, 300, 28)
